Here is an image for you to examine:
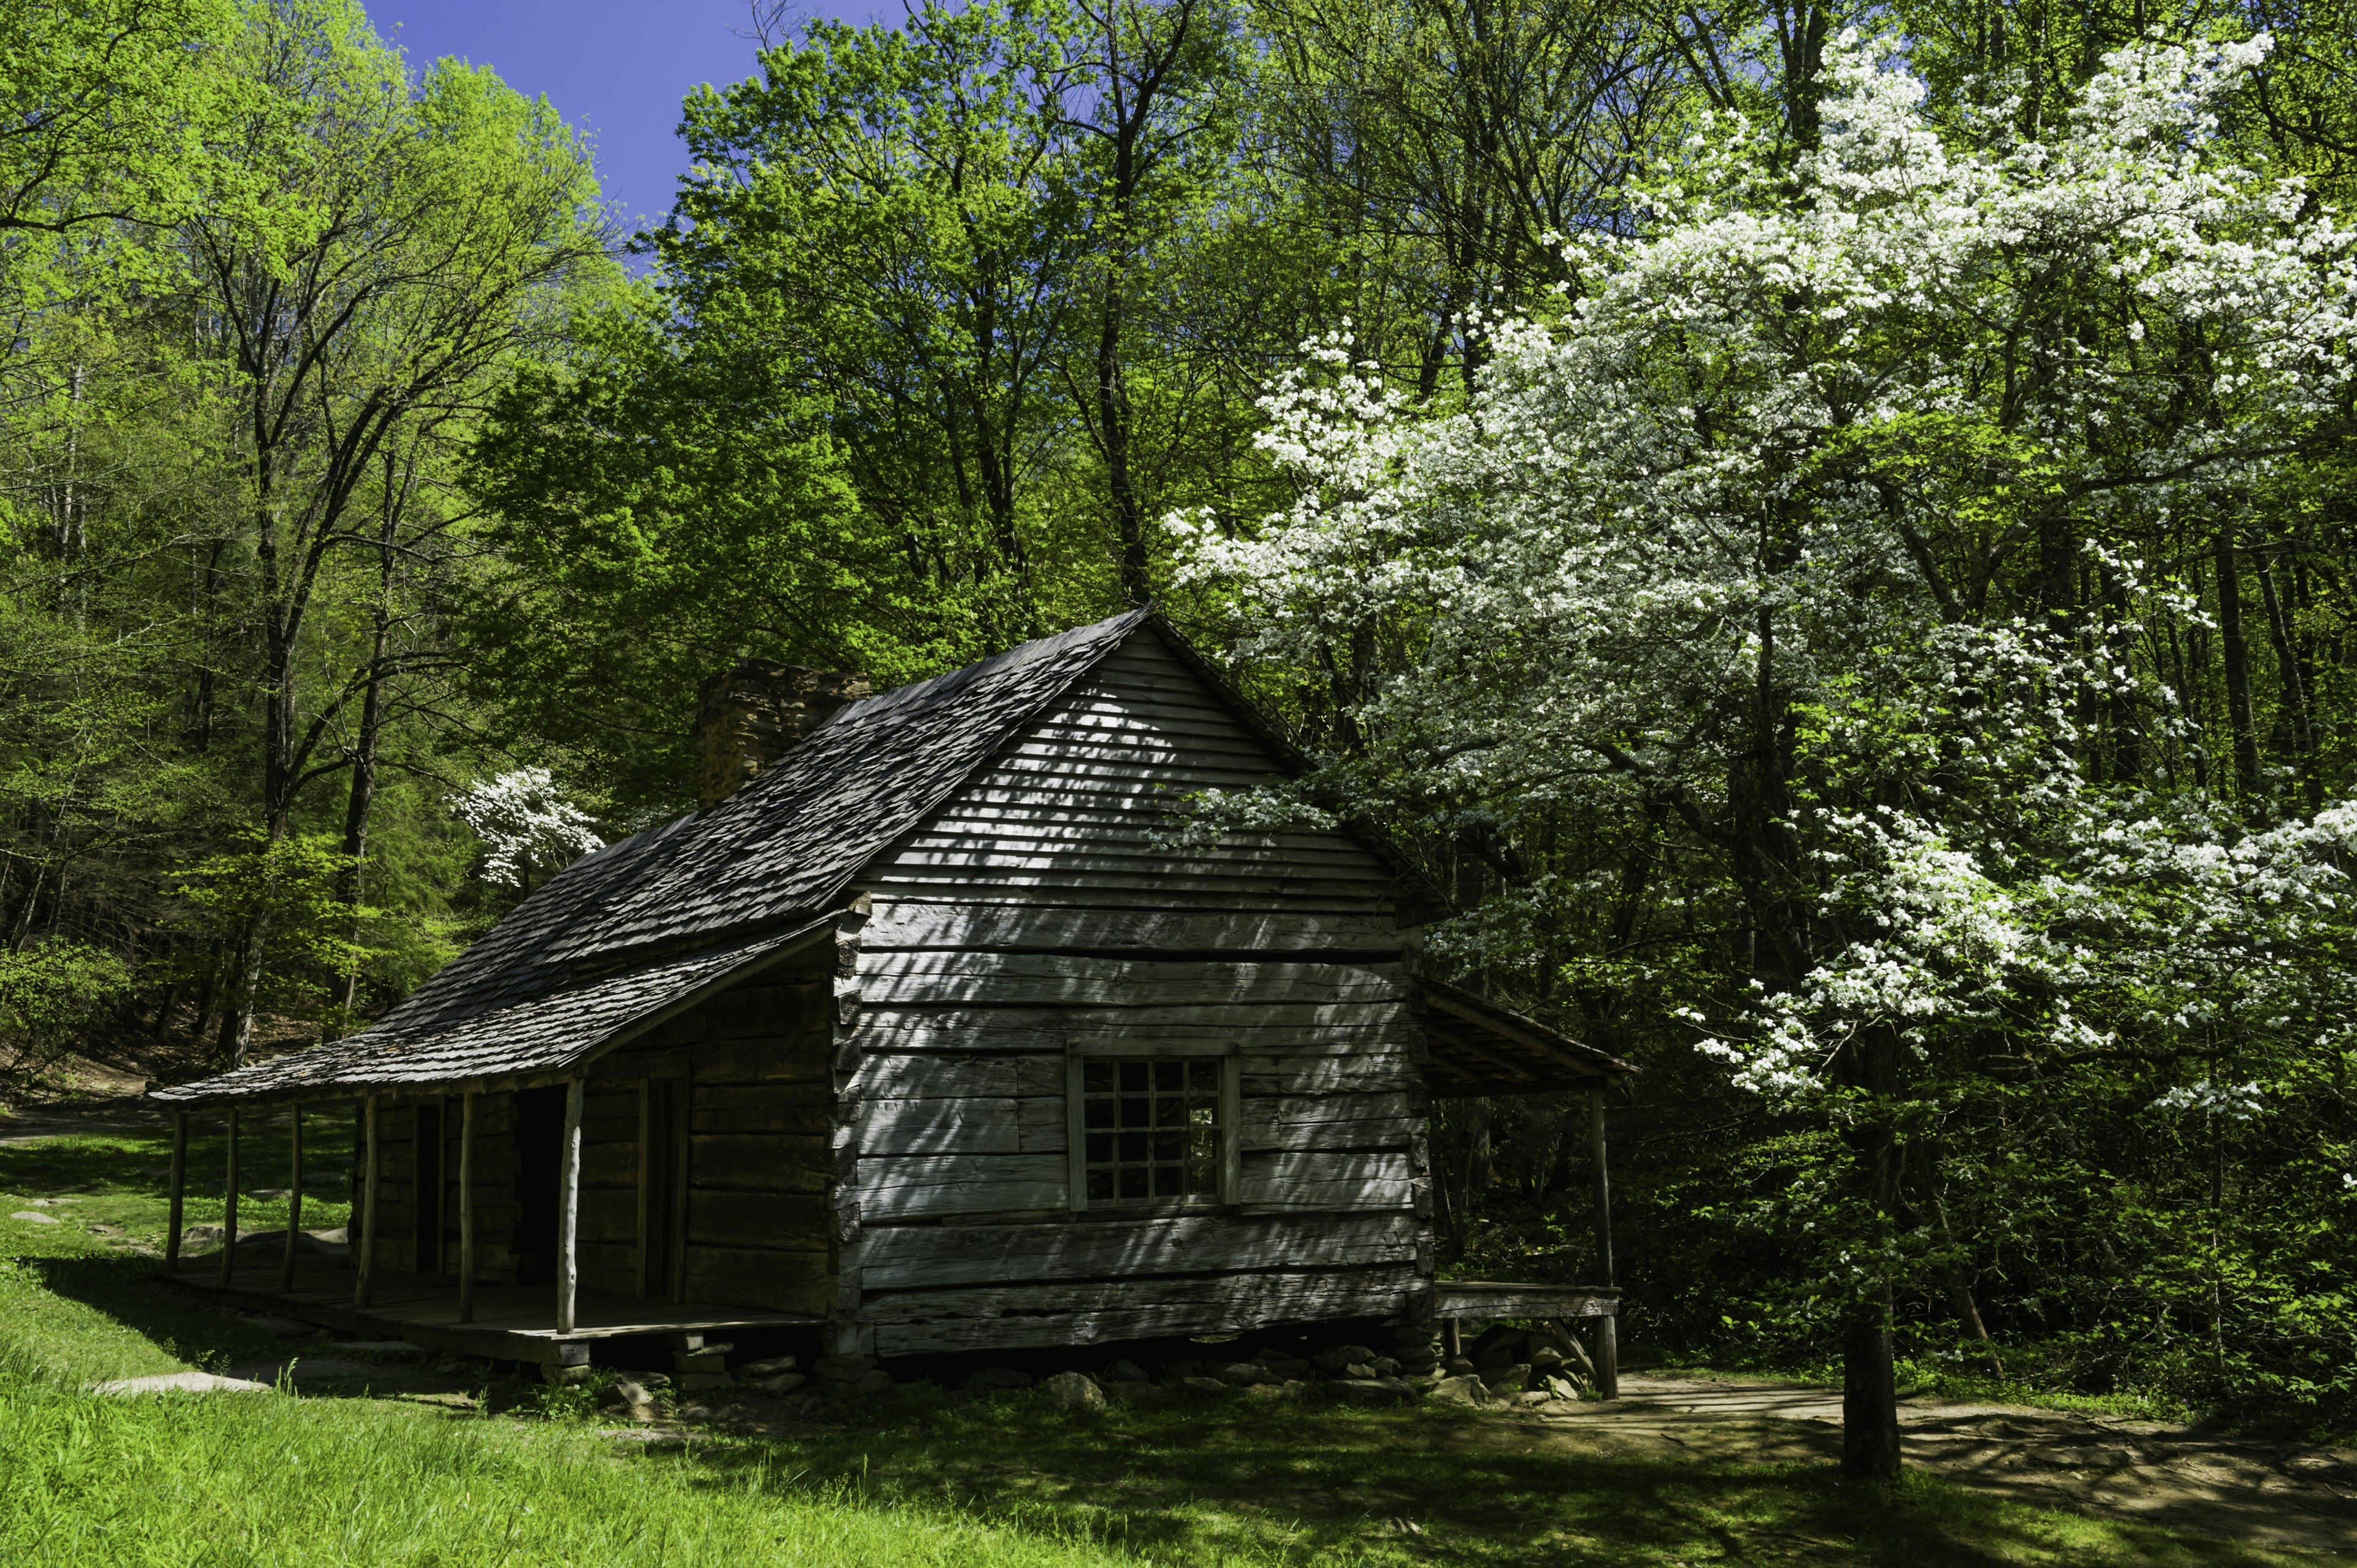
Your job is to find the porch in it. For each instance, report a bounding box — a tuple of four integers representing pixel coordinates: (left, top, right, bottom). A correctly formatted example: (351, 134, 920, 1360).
(160, 1254, 822, 1371)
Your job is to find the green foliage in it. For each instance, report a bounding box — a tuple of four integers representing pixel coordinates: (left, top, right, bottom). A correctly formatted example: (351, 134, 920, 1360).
(167, 832, 381, 1035)
(463, 294, 925, 813)
(0, 942, 131, 1099)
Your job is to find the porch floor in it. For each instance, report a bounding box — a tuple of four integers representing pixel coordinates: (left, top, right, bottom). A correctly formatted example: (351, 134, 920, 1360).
(161, 1258, 824, 1368)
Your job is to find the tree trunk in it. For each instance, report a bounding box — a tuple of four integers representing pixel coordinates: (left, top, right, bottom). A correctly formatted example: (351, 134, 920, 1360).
(214, 920, 267, 1068)
(336, 662, 384, 1018)
(1097, 273, 1148, 607)
(1941, 1263, 2003, 1377)
(2252, 544, 2319, 811)
(1837, 1025, 1903, 1479)
(2213, 527, 2262, 804)
(336, 450, 400, 1016)
(1842, 1293, 1902, 1479)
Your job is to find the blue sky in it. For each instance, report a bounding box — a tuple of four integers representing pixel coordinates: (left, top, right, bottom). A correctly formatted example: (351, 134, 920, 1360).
(371, 0, 905, 228)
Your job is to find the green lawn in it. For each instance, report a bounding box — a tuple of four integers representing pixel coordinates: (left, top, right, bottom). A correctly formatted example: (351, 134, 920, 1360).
(0, 1111, 2331, 1567)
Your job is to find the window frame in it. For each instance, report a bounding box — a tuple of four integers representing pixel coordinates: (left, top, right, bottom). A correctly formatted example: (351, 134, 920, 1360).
(1065, 1048, 1242, 1214)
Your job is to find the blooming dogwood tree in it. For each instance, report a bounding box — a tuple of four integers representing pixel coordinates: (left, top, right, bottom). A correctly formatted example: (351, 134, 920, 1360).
(1178, 33, 2357, 1472)
(452, 768, 605, 892)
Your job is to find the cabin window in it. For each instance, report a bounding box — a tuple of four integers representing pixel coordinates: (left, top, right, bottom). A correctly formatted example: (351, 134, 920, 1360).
(1075, 1057, 1227, 1206)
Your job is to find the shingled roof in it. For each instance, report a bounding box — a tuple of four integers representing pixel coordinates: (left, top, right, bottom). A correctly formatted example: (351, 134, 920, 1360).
(155, 611, 1157, 1105)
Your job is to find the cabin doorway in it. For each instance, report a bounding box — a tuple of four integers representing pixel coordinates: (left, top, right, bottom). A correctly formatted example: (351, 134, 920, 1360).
(513, 1085, 565, 1284)
(414, 1101, 443, 1273)
(638, 1078, 681, 1299)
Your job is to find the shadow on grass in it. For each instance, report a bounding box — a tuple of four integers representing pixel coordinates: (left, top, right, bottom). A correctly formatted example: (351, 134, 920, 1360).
(670, 1394, 2299, 1568)
(15, 1254, 311, 1373)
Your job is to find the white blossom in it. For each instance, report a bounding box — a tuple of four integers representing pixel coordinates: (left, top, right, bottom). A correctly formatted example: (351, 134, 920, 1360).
(452, 768, 604, 889)
(2150, 1079, 2266, 1122)
(1174, 33, 2357, 1105)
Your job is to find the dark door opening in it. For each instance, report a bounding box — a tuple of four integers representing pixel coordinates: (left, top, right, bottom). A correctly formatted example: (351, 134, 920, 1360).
(513, 1085, 565, 1286)
(414, 1101, 443, 1273)
(638, 1079, 677, 1299)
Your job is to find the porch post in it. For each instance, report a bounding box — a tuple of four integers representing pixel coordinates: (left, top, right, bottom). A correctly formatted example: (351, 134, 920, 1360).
(218, 1105, 241, 1286)
(163, 1110, 188, 1272)
(355, 1091, 381, 1308)
(457, 1089, 476, 1324)
(555, 1074, 584, 1335)
(280, 1101, 303, 1293)
(1589, 1085, 1619, 1400)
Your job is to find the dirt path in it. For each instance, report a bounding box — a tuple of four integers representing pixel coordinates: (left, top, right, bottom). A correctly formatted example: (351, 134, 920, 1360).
(1535, 1372, 2357, 1556)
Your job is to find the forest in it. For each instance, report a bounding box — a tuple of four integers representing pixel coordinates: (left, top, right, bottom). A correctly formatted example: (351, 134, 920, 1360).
(2, 0, 2355, 1447)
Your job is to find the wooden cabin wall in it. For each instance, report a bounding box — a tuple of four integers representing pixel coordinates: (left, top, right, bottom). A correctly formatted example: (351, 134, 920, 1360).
(367, 1102, 414, 1274)
(575, 1084, 640, 1296)
(352, 957, 836, 1306)
(362, 1092, 528, 1284)
(615, 946, 838, 1315)
(837, 632, 1434, 1357)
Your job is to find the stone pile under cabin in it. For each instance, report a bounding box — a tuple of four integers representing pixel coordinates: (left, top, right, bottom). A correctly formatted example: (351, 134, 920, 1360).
(153, 611, 1633, 1391)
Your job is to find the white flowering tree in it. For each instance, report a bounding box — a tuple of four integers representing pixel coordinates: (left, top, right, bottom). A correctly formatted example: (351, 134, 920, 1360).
(1178, 34, 2357, 1472)
(451, 768, 605, 892)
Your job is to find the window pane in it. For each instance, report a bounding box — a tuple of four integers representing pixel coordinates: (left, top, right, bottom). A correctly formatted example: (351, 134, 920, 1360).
(1078, 1054, 1226, 1207)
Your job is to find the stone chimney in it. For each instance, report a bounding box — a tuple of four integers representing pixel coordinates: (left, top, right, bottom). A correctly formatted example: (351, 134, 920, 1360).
(694, 660, 871, 812)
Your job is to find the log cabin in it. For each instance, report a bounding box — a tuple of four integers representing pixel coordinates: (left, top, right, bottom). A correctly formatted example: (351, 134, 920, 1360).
(150, 611, 1634, 1381)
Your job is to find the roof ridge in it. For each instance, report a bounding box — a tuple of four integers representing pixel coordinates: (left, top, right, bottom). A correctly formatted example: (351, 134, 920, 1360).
(548, 608, 1150, 962)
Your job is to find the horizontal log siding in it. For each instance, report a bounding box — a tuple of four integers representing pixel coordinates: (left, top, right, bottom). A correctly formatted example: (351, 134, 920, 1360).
(574, 1084, 638, 1297)
(685, 956, 836, 1316)
(576, 951, 842, 1317)
(832, 630, 1432, 1351)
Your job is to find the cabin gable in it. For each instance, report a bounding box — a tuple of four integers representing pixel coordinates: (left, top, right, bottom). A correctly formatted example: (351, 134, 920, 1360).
(830, 626, 1434, 1356)
(857, 629, 1403, 915)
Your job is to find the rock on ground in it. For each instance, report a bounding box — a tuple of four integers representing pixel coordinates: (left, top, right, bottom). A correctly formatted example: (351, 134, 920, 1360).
(1429, 1375, 1490, 1407)
(93, 1372, 274, 1396)
(10, 1211, 59, 1224)
(746, 1372, 805, 1396)
(1042, 1370, 1105, 1411)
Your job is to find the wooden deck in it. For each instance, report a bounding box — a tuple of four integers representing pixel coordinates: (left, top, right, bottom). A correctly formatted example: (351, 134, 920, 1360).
(1431, 1280, 1619, 1319)
(161, 1259, 824, 1369)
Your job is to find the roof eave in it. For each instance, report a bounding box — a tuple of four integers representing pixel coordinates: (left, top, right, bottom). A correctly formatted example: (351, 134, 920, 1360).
(147, 916, 842, 1109)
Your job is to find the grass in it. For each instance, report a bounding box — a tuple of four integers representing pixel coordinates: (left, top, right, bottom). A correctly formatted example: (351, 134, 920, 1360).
(0, 1114, 2339, 1567)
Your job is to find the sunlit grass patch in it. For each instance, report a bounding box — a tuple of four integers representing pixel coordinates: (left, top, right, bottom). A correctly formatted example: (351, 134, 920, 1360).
(0, 1124, 2328, 1567)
